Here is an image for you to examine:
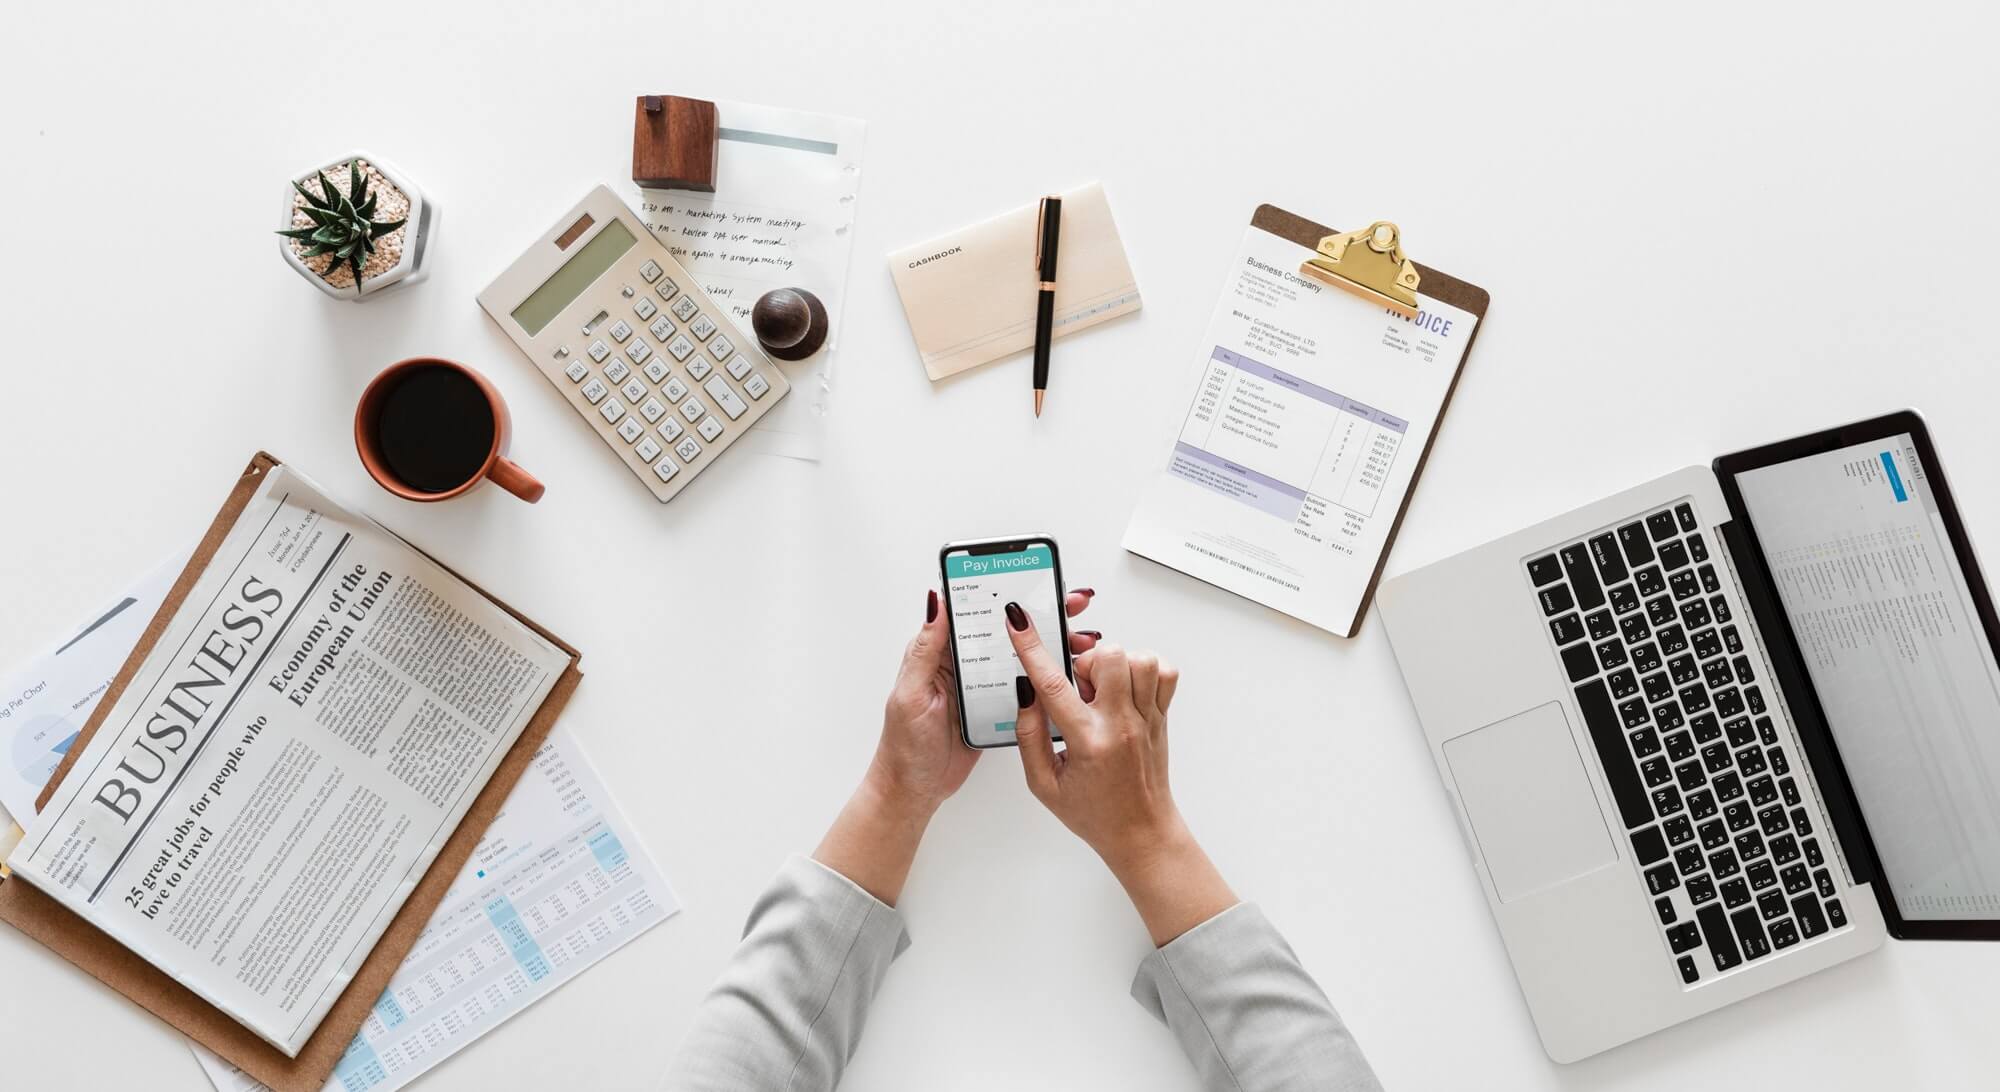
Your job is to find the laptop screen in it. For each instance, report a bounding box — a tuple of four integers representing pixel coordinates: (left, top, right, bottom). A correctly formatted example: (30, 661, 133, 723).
(1733, 433, 2000, 922)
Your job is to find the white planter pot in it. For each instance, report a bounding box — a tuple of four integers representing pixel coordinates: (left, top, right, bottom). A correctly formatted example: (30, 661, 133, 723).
(278, 150, 435, 301)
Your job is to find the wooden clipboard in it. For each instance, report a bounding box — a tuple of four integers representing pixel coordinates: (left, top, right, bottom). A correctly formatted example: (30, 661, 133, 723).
(0, 452, 584, 1092)
(1252, 204, 1491, 636)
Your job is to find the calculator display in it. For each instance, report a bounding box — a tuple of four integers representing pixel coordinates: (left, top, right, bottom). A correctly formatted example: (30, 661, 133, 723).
(512, 219, 637, 336)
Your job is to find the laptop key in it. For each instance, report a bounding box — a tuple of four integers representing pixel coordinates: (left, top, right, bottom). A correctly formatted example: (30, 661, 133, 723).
(1721, 876, 1751, 908)
(1618, 521, 1654, 566)
(1559, 543, 1605, 610)
(1656, 896, 1676, 925)
(1805, 838, 1824, 868)
(1782, 863, 1811, 894)
(1644, 673, 1673, 704)
(1770, 918, 1799, 949)
(1680, 598, 1712, 630)
(1667, 921, 1701, 953)
(1665, 731, 1695, 762)
(1680, 683, 1711, 714)
(1725, 801, 1754, 831)
(1587, 610, 1616, 640)
(1676, 762, 1706, 792)
(1645, 862, 1680, 895)
(1725, 717, 1755, 747)
(1597, 640, 1628, 670)
(1540, 585, 1575, 615)
(1702, 741, 1732, 773)
(1747, 686, 1766, 715)
(1711, 593, 1731, 621)
(1781, 777, 1800, 807)
(1732, 908, 1772, 961)
(1669, 655, 1699, 685)
(1632, 642, 1662, 673)
(1667, 567, 1697, 597)
(1647, 596, 1677, 627)
(1722, 625, 1743, 654)
(1608, 669, 1639, 699)
(1561, 643, 1598, 682)
(1699, 820, 1728, 849)
(1827, 899, 1847, 928)
(1651, 785, 1684, 816)
(1629, 725, 1661, 757)
(1703, 658, 1733, 688)
(1748, 775, 1778, 806)
(1686, 789, 1717, 820)
(1697, 904, 1742, 970)
(1692, 713, 1722, 744)
(1648, 511, 1679, 542)
(1794, 893, 1828, 937)
(1620, 614, 1651, 644)
(1711, 848, 1740, 878)
(1771, 834, 1800, 865)
(1659, 541, 1691, 572)
(1791, 808, 1812, 836)
(1622, 697, 1652, 729)
(1687, 532, 1708, 561)
(1527, 554, 1563, 585)
(1759, 804, 1789, 836)
(1733, 654, 1755, 684)
(1654, 702, 1685, 732)
(1663, 815, 1694, 844)
(1758, 889, 1788, 920)
(1609, 584, 1641, 615)
(1735, 830, 1766, 861)
(1551, 613, 1585, 644)
(1770, 746, 1789, 776)
(1758, 717, 1778, 745)
(1675, 844, 1704, 876)
(1747, 860, 1777, 889)
(1635, 565, 1666, 597)
(1657, 625, 1688, 655)
(1631, 825, 1669, 865)
(1714, 687, 1744, 718)
(1714, 771, 1744, 801)
(1675, 503, 1697, 532)
(1575, 679, 1653, 829)
(1589, 533, 1628, 586)
(1687, 874, 1717, 904)
(1678, 954, 1701, 983)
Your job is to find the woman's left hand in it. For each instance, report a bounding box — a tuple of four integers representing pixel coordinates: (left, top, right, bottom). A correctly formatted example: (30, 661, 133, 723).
(866, 586, 1100, 818)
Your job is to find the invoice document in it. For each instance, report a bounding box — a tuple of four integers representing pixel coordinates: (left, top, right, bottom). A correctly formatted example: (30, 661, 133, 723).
(1123, 221, 1477, 636)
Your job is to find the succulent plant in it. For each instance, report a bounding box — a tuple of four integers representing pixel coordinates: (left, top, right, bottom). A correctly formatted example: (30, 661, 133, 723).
(276, 160, 406, 283)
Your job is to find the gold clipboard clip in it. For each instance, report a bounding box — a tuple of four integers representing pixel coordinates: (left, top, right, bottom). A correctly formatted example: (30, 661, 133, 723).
(1298, 221, 1421, 318)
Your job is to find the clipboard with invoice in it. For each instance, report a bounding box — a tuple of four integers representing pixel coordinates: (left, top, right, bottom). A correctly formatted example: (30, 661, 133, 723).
(1122, 205, 1490, 637)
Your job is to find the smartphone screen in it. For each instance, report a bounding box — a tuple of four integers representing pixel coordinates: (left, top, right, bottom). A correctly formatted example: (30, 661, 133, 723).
(942, 537, 1069, 748)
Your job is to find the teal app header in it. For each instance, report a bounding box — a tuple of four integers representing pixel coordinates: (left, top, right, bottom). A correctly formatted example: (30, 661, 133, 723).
(946, 546, 1052, 578)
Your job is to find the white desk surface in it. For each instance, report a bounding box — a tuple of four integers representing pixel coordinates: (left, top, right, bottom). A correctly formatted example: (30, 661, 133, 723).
(5, 3, 1999, 1088)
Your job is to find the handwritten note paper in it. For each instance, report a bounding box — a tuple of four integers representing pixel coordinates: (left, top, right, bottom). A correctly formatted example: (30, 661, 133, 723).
(627, 102, 866, 462)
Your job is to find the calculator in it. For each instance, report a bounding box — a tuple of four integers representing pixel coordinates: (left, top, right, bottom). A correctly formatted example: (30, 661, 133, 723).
(477, 186, 790, 502)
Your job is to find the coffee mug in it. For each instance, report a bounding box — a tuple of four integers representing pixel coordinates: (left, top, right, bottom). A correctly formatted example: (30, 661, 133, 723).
(354, 358, 545, 503)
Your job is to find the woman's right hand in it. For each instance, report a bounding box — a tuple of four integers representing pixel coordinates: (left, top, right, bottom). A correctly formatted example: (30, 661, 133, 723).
(1003, 602, 1237, 945)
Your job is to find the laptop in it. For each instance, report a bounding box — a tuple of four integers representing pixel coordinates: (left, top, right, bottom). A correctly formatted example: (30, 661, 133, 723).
(1377, 411, 2000, 1061)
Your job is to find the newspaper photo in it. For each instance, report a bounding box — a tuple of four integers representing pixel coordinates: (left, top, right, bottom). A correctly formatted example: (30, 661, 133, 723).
(4, 463, 571, 1056)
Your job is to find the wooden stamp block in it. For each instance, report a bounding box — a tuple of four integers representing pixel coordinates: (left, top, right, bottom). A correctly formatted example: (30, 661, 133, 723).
(632, 95, 718, 192)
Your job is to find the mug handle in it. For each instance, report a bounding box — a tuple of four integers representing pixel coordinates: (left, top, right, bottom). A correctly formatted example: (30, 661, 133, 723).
(488, 456, 546, 503)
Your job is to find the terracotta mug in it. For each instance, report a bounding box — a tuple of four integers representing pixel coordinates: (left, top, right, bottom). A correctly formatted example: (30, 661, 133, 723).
(354, 357, 545, 503)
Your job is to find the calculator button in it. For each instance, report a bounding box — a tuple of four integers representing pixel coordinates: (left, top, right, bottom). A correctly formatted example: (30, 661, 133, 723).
(604, 358, 630, 384)
(656, 416, 685, 443)
(649, 317, 675, 341)
(667, 335, 696, 361)
(553, 345, 570, 359)
(639, 397, 668, 423)
(708, 334, 735, 360)
(663, 376, 689, 402)
(626, 338, 652, 364)
(634, 296, 657, 321)
(686, 357, 712, 381)
(588, 340, 611, 362)
(690, 313, 718, 341)
(639, 259, 663, 283)
(744, 373, 770, 400)
(671, 295, 699, 322)
(621, 284, 635, 299)
(616, 417, 644, 443)
(643, 359, 670, 384)
(581, 378, 609, 404)
(609, 320, 633, 343)
(652, 454, 681, 483)
(697, 415, 724, 442)
(675, 437, 702, 463)
(680, 397, 707, 422)
(599, 397, 626, 424)
(563, 360, 589, 383)
(636, 435, 662, 463)
(726, 354, 753, 380)
(656, 277, 678, 302)
(620, 378, 647, 403)
(703, 376, 750, 420)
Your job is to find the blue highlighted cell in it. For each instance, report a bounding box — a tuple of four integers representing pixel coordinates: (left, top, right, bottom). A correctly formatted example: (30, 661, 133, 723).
(1880, 452, 1907, 502)
(588, 827, 628, 871)
(994, 720, 1016, 734)
(333, 1038, 387, 1091)
(373, 990, 406, 1029)
(484, 895, 553, 982)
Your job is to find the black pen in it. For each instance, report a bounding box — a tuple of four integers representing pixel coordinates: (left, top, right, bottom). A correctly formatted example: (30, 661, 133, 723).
(1032, 195, 1062, 417)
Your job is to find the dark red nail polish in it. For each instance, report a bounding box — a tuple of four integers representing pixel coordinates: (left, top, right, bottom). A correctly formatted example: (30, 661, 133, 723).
(926, 589, 938, 623)
(1016, 675, 1034, 708)
(1076, 630, 1103, 639)
(1073, 587, 1096, 598)
(1005, 602, 1028, 631)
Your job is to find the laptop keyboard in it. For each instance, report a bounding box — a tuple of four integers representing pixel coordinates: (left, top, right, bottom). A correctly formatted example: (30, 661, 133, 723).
(1526, 500, 1849, 985)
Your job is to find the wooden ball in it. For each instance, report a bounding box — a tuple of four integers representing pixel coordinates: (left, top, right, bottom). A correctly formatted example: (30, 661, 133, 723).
(751, 287, 828, 360)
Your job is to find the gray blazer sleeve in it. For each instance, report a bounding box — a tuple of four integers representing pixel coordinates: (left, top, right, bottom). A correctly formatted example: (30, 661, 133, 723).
(1131, 903, 1383, 1092)
(664, 855, 909, 1091)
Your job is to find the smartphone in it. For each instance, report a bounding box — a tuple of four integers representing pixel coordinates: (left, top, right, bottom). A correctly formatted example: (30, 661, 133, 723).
(940, 535, 1072, 749)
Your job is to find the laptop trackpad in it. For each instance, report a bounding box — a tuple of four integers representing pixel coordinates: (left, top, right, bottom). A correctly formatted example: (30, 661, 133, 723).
(1444, 702, 1617, 903)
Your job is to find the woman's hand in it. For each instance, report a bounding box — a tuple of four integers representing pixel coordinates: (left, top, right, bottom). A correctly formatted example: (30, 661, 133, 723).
(814, 587, 1099, 905)
(1004, 605, 1237, 944)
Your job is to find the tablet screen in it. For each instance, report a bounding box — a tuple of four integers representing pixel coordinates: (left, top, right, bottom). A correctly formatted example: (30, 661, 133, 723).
(1733, 432, 2000, 921)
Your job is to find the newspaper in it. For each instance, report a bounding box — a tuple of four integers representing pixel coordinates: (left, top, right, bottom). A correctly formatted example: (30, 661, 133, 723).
(4, 463, 571, 1056)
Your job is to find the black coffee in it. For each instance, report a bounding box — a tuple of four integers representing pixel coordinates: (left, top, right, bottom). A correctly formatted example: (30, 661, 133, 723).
(376, 366, 496, 493)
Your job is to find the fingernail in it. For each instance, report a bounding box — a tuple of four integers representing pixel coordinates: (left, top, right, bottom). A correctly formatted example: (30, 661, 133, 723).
(926, 589, 938, 623)
(1073, 587, 1096, 598)
(1075, 629, 1103, 639)
(1015, 675, 1035, 708)
(1005, 602, 1028, 631)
